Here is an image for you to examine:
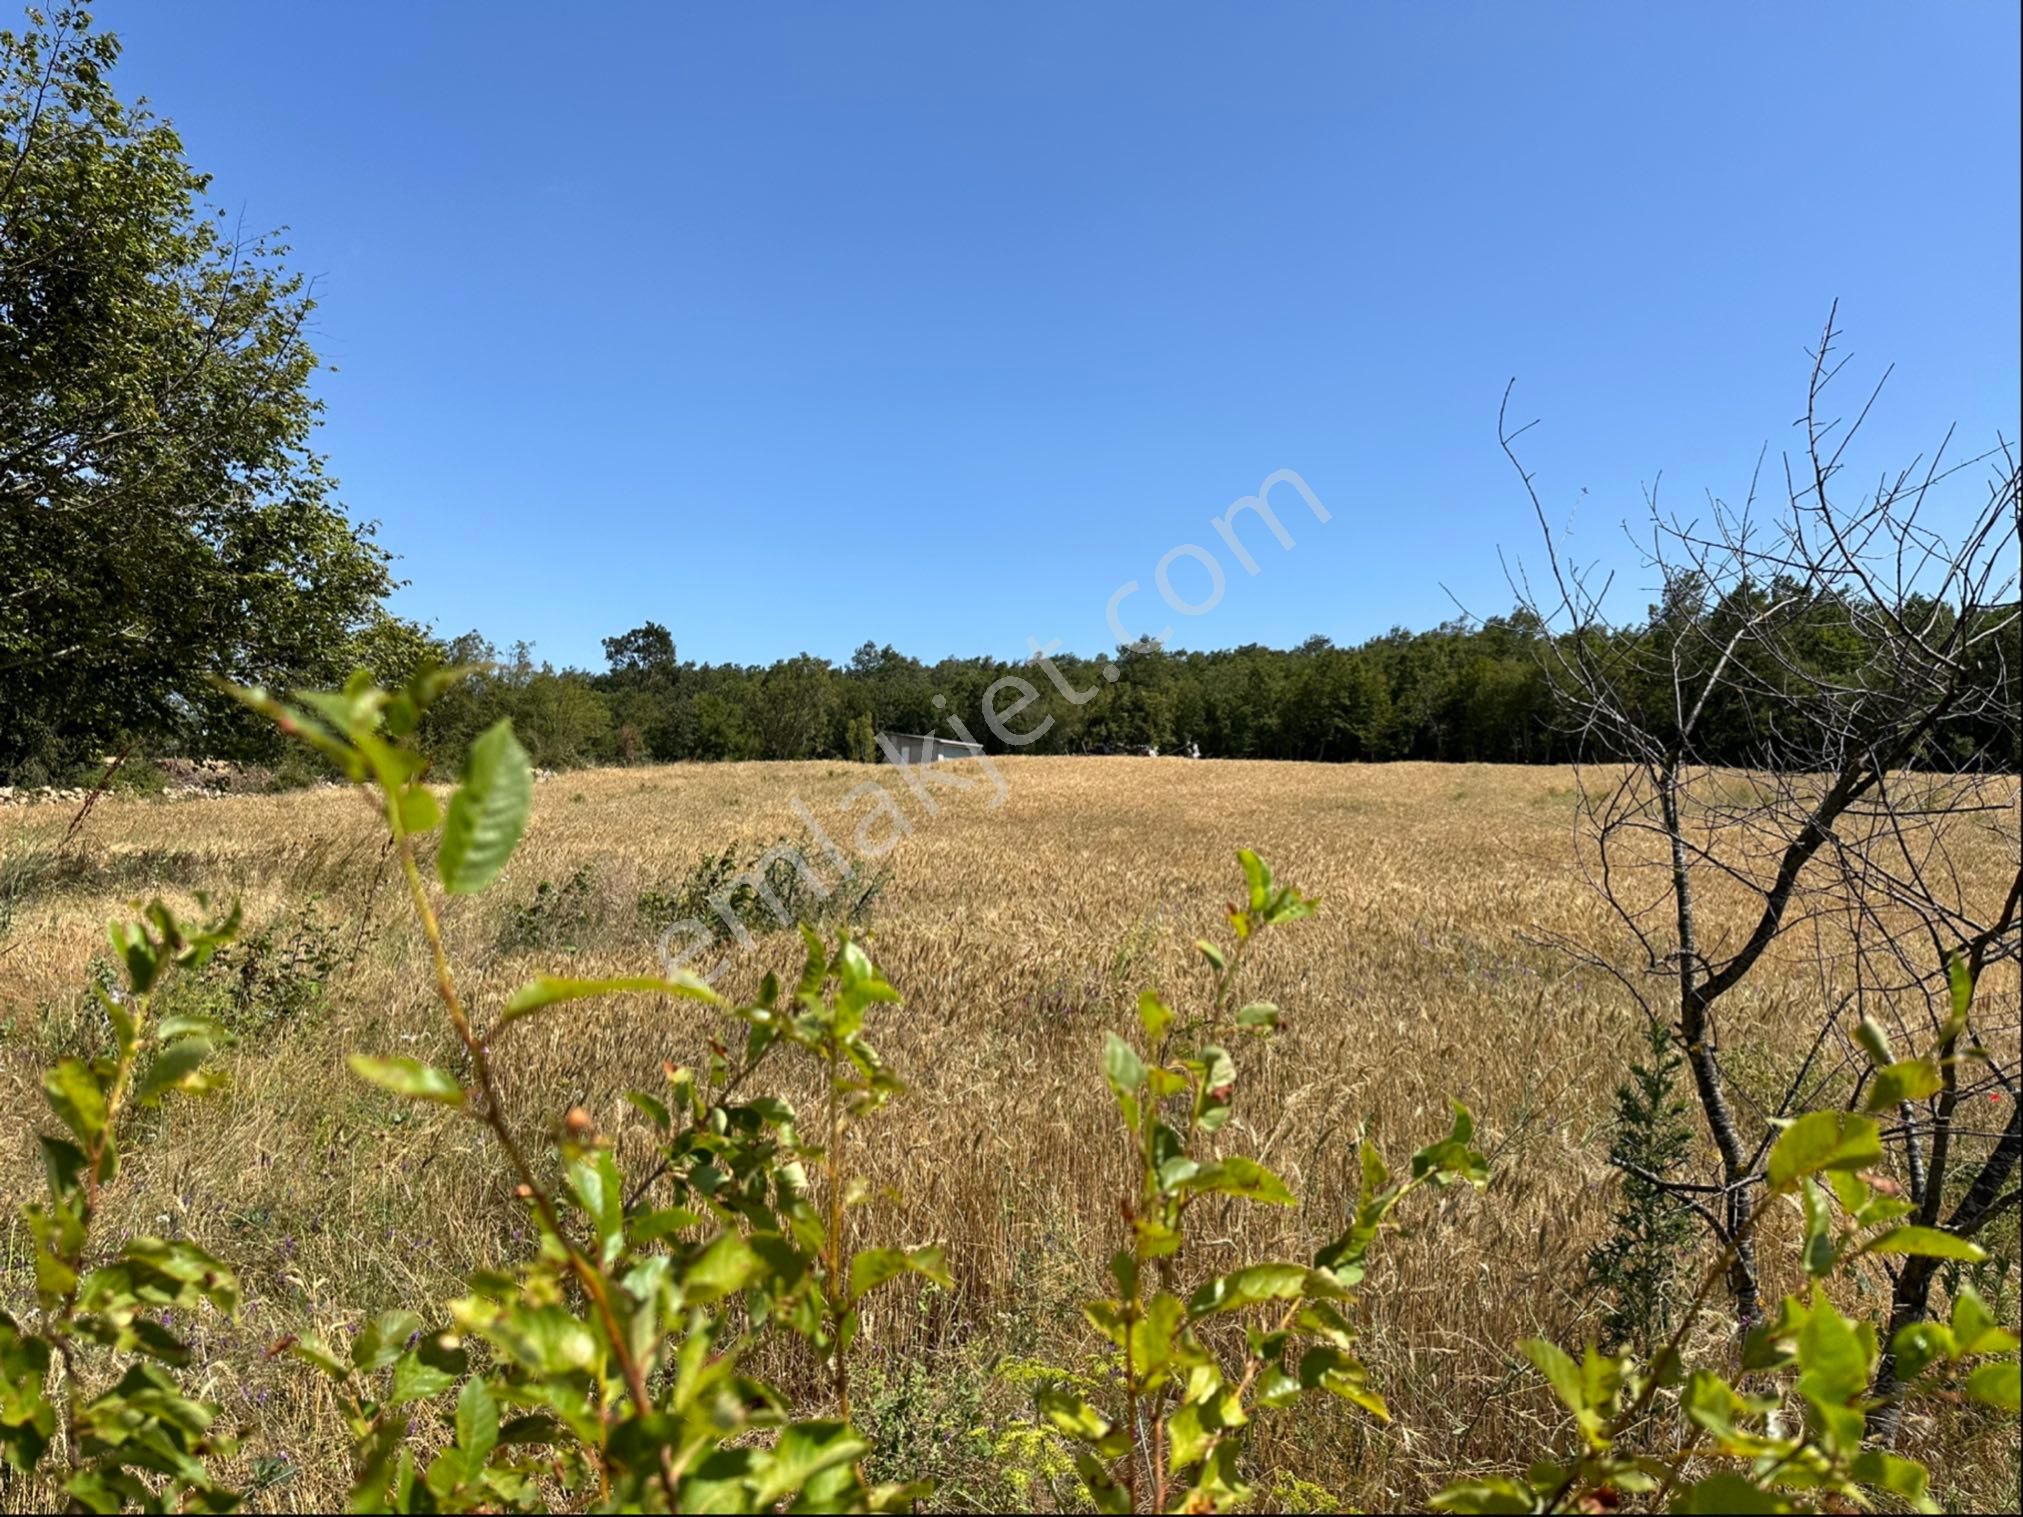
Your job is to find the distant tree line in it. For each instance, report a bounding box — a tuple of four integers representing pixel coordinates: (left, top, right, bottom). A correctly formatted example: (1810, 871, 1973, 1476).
(347, 591, 2019, 778)
(388, 614, 1579, 773)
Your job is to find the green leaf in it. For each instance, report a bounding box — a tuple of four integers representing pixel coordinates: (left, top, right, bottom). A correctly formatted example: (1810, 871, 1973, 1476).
(1126, 1293, 1187, 1384)
(1683, 1365, 1757, 1441)
(1164, 1399, 1211, 1468)
(1102, 1032, 1144, 1129)
(1766, 1111, 1881, 1192)
(39, 1135, 88, 1199)
(347, 1411, 410, 1512)
(1889, 1320, 1954, 1382)
(397, 787, 441, 835)
(389, 1335, 467, 1404)
(153, 1012, 230, 1043)
(749, 1420, 869, 1507)
(1136, 991, 1174, 1043)
(1826, 1166, 1909, 1228)
(284, 1335, 349, 1379)
(1800, 1178, 1838, 1277)
(1410, 1101, 1490, 1186)
(848, 1245, 952, 1302)
(1189, 1263, 1347, 1316)
(348, 1054, 465, 1106)
(355, 734, 426, 802)
(42, 1060, 108, 1148)
(1864, 1058, 1943, 1112)
(683, 1232, 760, 1305)
(1237, 849, 1271, 911)
(498, 973, 722, 1027)
(1848, 1450, 1931, 1506)
(1795, 1286, 1871, 1409)
(1674, 1474, 1794, 1513)
(1076, 1448, 1133, 1514)
(1102, 1032, 1144, 1094)
(99, 985, 136, 1061)
(108, 919, 161, 995)
(624, 1088, 674, 1134)
(1428, 1476, 1541, 1513)
(1299, 1343, 1389, 1419)
(1234, 1002, 1280, 1032)
(91, 1236, 240, 1314)
(1261, 884, 1317, 925)
(455, 1376, 498, 1465)
(1173, 1156, 1296, 1206)
(478, 1303, 598, 1377)
(1859, 1225, 1985, 1263)
(224, 684, 367, 782)
(678, 1448, 757, 1513)
(1521, 1338, 1583, 1413)
(301, 681, 389, 745)
(1036, 1388, 1117, 1446)
(353, 1310, 423, 1371)
(1965, 1360, 2020, 1412)
(423, 1448, 472, 1503)
(1945, 950, 1973, 1025)
(1519, 1339, 1619, 1449)
(437, 720, 532, 894)
(135, 1037, 220, 1105)
(1950, 1286, 2019, 1356)
(564, 1151, 624, 1265)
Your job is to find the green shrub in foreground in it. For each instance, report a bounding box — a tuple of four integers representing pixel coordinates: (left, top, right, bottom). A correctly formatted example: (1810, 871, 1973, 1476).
(2, 897, 243, 1511)
(1027, 850, 1489, 1511)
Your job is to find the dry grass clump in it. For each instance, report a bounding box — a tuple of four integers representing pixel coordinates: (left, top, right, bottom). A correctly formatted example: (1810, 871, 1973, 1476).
(2, 758, 2016, 1510)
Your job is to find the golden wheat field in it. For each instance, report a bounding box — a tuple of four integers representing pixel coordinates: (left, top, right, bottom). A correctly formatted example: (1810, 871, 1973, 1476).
(3, 758, 2018, 1511)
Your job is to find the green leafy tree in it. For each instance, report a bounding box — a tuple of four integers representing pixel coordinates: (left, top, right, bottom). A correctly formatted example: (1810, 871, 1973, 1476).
(0, 7, 397, 779)
(601, 622, 685, 761)
(691, 686, 761, 761)
(414, 636, 613, 771)
(754, 654, 837, 760)
(845, 711, 876, 764)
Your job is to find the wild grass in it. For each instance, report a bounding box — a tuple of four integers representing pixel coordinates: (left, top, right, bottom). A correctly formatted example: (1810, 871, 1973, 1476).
(2, 758, 2017, 1511)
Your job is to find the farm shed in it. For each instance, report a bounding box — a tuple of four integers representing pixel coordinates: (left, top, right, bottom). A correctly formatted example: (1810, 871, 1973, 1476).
(877, 731, 984, 764)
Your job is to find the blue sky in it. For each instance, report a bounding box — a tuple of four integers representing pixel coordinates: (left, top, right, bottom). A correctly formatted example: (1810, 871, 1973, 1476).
(105, 2, 2020, 669)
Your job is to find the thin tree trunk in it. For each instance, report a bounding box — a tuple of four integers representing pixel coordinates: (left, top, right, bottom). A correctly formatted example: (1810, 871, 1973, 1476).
(1662, 761, 1760, 1325)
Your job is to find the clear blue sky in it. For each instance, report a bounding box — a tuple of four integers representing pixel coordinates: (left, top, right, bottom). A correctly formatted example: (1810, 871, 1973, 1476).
(104, 1, 2020, 669)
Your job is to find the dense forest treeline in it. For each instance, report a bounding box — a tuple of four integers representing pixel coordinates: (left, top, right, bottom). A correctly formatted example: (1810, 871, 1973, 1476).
(11, 584, 2020, 786)
(276, 592, 2023, 779)
(402, 614, 1577, 770)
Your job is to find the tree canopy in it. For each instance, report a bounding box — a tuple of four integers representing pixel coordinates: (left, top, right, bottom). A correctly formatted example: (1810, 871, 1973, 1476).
(1, 7, 403, 781)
